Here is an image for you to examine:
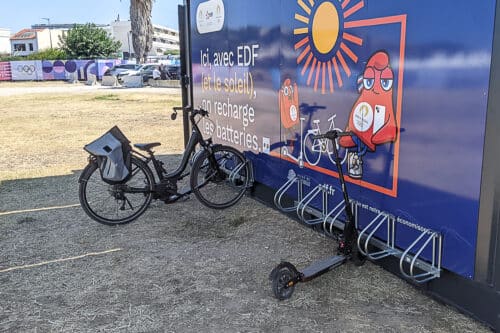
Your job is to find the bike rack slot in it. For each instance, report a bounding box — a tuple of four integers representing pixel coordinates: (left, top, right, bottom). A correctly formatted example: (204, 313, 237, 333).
(353, 201, 442, 284)
(224, 161, 250, 183)
(399, 230, 442, 283)
(322, 199, 347, 236)
(296, 184, 328, 225)
(274, 170, 308, 213)
(357, 212, 397, 260)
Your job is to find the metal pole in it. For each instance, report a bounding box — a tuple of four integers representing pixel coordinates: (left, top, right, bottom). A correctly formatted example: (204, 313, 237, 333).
(127, 31, 131, 59)
(42, 18, 53, 49)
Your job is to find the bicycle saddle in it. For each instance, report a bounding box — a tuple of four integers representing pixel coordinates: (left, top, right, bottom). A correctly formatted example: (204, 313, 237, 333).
(134, 142, 161, 151)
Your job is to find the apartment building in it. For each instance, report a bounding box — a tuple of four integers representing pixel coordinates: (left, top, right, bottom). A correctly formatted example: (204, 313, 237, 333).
(9, 21, 179, 58)
(106, 20, 179, 59)
(0, 28, 11, 54)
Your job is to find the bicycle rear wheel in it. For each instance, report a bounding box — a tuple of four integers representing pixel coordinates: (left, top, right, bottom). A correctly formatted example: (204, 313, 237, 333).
(304, 132, 322, 166)
(190, 145, 251, 209)
(78, 156, 154, 225)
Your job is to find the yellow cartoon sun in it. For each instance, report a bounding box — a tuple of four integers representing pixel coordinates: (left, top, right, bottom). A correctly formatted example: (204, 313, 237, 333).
(294, 0, 364, 94)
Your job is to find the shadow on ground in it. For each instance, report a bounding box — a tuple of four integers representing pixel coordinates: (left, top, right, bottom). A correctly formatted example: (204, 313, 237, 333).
(0, 154, 491, 332)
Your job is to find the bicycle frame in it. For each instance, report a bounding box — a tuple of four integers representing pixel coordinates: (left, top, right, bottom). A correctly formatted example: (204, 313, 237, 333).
(308, 115, 338, 153)
(135, 108, 215, 184)
(304, 114, 348, 166)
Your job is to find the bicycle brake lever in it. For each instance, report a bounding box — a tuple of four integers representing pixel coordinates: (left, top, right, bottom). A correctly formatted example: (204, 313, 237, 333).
(171, 112, 177, 120)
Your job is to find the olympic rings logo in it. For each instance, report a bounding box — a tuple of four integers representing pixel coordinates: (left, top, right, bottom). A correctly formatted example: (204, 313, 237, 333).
(17, 64, 36, 75)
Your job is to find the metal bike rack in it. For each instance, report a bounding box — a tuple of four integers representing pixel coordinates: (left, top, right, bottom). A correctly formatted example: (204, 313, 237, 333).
(275, 175, 443, 284)
(322, 197, 350, 237)
(274, 169, 310, 213)
(398, 219, 442, 284)
(226, 159, 254, 188)
(356, 209, 397, 260)
(353, 201, 442, 284)
(296, 184, 331, 225)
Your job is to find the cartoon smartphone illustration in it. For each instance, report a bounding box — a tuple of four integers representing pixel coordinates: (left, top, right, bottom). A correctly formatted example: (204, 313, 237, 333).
(373, 104, 386, 134)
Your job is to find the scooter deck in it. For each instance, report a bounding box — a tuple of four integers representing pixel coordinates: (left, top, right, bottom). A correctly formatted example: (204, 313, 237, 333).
(301, 255, 347, 281)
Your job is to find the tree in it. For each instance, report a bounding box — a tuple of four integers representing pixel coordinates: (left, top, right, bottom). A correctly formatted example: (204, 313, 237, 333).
(0, 49, 68, 61)
(164, 49, 180, 56)
(59, 23, 122, 59)
(25, 48, 68, 60)
(130, 0, 153, 63)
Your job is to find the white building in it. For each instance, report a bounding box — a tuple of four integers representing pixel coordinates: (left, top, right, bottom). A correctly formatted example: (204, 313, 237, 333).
(10, 27, 65, 55)
(0, 28, 11, 54)
(9, 21, 179, 58)
(106, 20, 179, 59)
(152, 24, 180, 55)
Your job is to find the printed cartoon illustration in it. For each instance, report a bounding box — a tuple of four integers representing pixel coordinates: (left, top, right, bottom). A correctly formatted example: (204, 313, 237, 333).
(339, 51, 398, 178)
(279, 78, 300, 154)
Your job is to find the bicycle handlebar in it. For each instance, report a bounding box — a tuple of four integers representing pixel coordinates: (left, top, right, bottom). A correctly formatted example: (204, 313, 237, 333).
(312, 130, 352, 140)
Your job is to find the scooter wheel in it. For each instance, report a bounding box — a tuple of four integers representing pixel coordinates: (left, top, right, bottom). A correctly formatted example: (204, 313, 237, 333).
(270, 262, 299, 300)
(351, 244, 366, 267)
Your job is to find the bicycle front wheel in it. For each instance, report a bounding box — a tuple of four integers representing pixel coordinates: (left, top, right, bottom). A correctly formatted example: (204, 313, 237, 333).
(190, 145, 251, 209)
(327, 129, 348, 166)
(78, 156, 154, 225)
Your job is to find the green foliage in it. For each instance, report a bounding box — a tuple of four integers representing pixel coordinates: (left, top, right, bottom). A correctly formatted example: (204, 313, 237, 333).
(59, 23, 122, 59)
(25, 48, 68, 60)
(164, 49, 180, 56)
(0, 54, 21, 61)
(0, 48, 67, 61)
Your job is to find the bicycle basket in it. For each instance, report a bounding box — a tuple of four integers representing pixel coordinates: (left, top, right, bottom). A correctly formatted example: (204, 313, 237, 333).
(84, 126, 132, 184)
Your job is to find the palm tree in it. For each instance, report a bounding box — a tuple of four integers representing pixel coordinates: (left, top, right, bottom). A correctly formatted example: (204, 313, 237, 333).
(130, 0, 153, 63)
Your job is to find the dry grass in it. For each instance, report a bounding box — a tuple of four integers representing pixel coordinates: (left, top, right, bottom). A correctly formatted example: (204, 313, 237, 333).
(0, 88, 182, 181)
(0, 82, 492, 332)
(0, 80, 75, 88)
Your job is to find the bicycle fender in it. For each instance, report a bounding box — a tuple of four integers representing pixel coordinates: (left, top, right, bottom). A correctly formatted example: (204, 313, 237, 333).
(78, 160, 98, 183)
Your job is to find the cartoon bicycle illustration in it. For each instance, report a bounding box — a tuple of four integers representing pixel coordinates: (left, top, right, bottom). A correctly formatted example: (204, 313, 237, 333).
(303, 114, 348, 166)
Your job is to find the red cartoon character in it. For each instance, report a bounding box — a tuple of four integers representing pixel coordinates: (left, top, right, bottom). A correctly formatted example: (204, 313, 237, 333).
(279, 78, 300, 156)
(279, 78, 299, 130)
(339, 51, 397, 178)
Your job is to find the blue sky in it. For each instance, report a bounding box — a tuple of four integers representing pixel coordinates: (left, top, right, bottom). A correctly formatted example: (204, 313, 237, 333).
(1, 0, 183, 34)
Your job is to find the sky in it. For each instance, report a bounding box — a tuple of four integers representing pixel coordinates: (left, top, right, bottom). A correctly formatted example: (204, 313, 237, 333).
(0, 0, 183, 34)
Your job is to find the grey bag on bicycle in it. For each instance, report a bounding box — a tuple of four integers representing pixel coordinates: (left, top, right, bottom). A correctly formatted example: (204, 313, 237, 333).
(84, 126, 131, 184)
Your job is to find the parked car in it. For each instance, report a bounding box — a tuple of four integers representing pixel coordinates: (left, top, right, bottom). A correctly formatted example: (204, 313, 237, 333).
(103, 64, 140, 78)
(162, 65, 181, 80)
(121, 63, 182, 83)
(119, 64, 159, 83)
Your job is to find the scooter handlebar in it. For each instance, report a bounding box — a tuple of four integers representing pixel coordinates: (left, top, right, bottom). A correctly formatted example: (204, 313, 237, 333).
(312, 130, 352, 140)
(171, 106, 209, 120)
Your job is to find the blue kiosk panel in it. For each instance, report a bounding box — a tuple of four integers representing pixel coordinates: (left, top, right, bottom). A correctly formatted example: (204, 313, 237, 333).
(189, 0, 496, 280)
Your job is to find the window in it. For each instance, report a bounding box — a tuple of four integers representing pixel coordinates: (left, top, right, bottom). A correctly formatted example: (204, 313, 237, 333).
(14, 43, 26, 51)
(29, 43, 33, 51)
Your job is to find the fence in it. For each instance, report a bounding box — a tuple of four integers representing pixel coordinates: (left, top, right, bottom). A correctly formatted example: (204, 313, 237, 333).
(0, 59, 133, 82)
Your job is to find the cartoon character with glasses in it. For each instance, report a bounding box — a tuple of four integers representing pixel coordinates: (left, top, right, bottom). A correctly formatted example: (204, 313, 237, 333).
(339, 51, 397, 179)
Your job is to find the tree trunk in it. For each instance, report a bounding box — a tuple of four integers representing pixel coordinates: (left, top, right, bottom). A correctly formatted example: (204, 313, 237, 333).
(130, 0, 153, 63)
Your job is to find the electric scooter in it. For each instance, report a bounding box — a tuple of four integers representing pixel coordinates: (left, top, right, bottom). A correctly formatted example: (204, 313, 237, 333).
(269, 130, 366, 300)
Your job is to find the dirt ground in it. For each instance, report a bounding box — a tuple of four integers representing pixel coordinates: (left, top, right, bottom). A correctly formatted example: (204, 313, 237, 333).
(0, 82, 492, 332)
